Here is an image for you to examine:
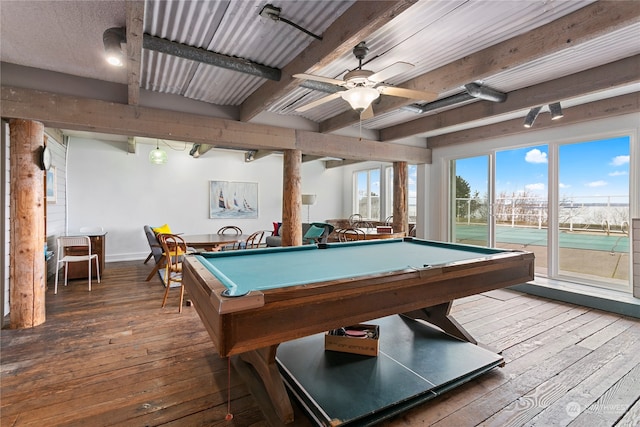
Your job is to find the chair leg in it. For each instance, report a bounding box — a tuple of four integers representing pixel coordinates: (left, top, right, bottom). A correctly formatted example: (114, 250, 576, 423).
(161, 277, 171, 308)
(144, 252, 153, 264)
(178, 284, 185, 313)
(95, 256, 101, 283)
(54, 264, 59, 294)
(88, 258, 92, 292)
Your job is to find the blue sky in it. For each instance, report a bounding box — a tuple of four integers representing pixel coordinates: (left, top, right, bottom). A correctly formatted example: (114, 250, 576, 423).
(456, 136, 630, 202)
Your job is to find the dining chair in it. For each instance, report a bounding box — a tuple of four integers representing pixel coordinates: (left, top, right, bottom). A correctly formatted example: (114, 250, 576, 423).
(233, 230, 265, 249)
(384, 216, 394, 226)
(54, 236, 101, 294)
(217, 226, 243, 235)
(337, 228, 366, 242)
(158, 233, 188, 313)
(348, 213, 362, 225)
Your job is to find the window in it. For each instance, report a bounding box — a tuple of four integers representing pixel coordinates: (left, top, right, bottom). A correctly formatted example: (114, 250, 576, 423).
(354, 168, 380, 220)
(384, 165, 417, 223)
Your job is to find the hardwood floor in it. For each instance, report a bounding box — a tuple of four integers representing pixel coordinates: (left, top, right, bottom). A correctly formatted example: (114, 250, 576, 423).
(2, 260, 639, 426)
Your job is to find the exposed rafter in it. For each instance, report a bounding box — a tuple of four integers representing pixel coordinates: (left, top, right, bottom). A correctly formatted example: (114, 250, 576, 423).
(320, 1, 640, 133)
(239, 0, 415, 122)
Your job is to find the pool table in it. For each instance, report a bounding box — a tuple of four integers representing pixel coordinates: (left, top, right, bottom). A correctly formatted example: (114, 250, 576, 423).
(182, 238, 534, 423)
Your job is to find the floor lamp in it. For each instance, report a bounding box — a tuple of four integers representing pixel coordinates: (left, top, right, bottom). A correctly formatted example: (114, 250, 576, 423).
(301, 194, 317, 223)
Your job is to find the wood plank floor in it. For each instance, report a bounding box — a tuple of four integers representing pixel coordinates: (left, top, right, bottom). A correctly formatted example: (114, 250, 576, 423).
(2, 260, 639, 427)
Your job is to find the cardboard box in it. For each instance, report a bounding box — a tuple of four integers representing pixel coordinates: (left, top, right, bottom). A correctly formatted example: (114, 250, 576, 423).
(325, 324, 379, 356)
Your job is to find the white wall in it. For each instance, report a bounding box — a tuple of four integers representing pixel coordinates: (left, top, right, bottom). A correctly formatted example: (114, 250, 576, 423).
(66, 138, 344, 262)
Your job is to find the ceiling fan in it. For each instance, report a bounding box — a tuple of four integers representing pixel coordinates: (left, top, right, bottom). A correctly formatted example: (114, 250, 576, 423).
(293, 42, 438, 119)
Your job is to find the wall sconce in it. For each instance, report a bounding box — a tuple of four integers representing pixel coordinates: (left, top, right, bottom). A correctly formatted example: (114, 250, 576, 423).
(103, 27, 126, 67)
(549, 102, 564, 120)
(301, 194, 317, 223)
(149, 141, 168, 164)
(523, 106, 542, 128)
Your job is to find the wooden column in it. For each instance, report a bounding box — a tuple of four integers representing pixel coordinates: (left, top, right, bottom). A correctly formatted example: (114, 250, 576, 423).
(9, 119, 46, 328)
(281, 149, 302, 246)
(392, 161, 409, 235)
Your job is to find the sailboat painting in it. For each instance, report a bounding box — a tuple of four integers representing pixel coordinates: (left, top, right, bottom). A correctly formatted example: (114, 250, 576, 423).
(209, 181, 258, 219)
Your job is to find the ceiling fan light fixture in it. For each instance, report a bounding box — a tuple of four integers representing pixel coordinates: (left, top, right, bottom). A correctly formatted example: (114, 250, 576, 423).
(341, 87, 379, 112)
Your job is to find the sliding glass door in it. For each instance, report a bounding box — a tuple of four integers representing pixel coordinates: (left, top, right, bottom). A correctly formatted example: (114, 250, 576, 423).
(448, 135, 631, 291)
(557, 137, 630, 288)
(451, 156, 490, 246)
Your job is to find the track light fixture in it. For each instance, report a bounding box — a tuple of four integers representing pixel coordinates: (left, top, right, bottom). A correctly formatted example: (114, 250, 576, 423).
(523, 106, 542, 128)
(189, 144, 201, 158)
(549, 102, 564, 120)
(103, 27, 126, 67)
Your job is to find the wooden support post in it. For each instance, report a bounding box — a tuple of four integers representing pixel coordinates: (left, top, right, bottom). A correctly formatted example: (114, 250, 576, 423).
(281, 149, 302, 246)
(392, 161, 409, 235)
(9, 119, 46, 328)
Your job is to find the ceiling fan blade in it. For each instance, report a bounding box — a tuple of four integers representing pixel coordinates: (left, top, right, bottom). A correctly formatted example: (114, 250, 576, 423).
(368, 62, 414, 83)
(293, 73, 344, 86)
(360, 104, 374, 120)
(378, 86, 438, 102)
(295, 92, 342, 112)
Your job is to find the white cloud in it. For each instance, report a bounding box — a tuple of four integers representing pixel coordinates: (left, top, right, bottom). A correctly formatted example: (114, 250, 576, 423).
(609, 171, 627, 176)
(559, 183, 570, 188)
(525, 149, 548, 164)
(525, 183, 545, 191)
(610, 155, 629, 166)
(586, 180, 607, 187)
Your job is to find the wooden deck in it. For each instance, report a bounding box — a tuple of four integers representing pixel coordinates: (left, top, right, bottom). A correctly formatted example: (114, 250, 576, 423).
(2, 260, 639, 427)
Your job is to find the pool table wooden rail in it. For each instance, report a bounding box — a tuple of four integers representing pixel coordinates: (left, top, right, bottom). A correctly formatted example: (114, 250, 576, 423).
(183, 249, 534, 358)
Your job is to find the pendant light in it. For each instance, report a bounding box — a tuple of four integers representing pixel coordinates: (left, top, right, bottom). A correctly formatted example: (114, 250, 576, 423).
(149, 141, 168, 164)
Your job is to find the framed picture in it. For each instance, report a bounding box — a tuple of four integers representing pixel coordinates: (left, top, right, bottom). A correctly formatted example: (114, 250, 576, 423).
(46, 167, 56, 203)
(210, 181, 258, 219)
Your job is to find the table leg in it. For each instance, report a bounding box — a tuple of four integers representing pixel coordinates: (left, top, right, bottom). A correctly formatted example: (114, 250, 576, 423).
(402, 301, 477, 344)
(240, 345, 294, 424)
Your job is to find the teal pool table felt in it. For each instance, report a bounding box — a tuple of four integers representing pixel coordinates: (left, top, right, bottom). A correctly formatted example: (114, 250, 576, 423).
(196, 239, 507, 296)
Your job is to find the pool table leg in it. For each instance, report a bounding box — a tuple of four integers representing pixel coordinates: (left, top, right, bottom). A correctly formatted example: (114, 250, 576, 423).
(402, 301, 477, 345)
(239, 345, 294, 424)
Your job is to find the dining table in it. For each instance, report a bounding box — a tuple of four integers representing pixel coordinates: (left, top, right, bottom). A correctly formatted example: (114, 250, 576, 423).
(145, 233, 251, 281)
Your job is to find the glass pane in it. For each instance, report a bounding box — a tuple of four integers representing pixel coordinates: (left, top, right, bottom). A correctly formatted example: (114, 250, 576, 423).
(356, 171, 369, 218)
(370, 169, 380, 220)
(558, 136, 630, 288)
(451, 156, 489, 246)
(408, 165, 417, 224)
(496, 146, 548, 276)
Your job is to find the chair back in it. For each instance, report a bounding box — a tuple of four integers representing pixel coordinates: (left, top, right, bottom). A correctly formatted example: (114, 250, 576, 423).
(233, 230, 264, 249)
(144, 225, 164, 263)
(337, 228, 366, 242)
(157, 234, 187, 275)
(244, 230, 265, 249)
(304, 222, 335, 244)
(58, 236, 92, 254)
(217, 226, 242, 235)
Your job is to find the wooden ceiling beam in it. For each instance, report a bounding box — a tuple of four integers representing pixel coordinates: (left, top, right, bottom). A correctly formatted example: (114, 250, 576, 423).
(427, 93, 640, 148)
(320, 1, 640, 133)
(239, 0, 414, 122)
(1, 86, 429, 163)
(381, 55, 640, 141)
(295, 130, 431, 164)
(125, 1, 144, 106)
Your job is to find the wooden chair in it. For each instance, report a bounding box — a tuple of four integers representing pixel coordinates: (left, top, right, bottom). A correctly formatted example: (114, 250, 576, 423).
(158, 234, 187, 313)
(217, 225, 242, 235)
(54, 236, 100, 294)
(337, 228, 366, 242)
(348, 213, 362, 225)
(384, 216, 394, 226)
(233, 230, 265, 250)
